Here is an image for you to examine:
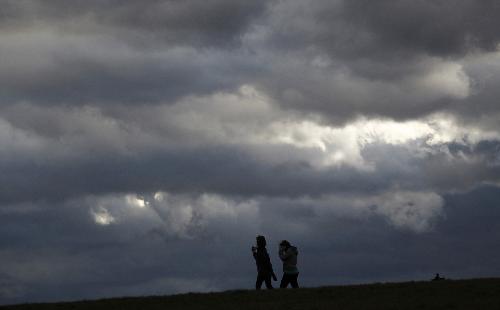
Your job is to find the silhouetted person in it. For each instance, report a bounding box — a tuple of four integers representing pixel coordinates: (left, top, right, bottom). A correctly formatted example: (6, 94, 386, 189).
(252, 235, 277, 290)
(432, 273, 445, 281)
(278, 240, 299, 288)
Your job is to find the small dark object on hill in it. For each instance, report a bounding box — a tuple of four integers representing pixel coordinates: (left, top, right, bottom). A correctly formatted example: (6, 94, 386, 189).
(432, 273, 446, 281)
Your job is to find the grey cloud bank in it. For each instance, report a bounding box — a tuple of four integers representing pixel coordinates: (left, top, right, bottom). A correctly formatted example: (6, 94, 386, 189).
(1, 0, 500, 305)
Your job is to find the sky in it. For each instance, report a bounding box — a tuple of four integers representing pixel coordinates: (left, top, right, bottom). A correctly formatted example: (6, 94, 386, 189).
(1, 0, 500, 305)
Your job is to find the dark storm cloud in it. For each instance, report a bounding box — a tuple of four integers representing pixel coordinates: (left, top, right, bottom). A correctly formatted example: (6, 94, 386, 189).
(1, 136, 499, 205)
(0, 0, 267, 47)
(0, 41, 260, 104)
(0, 144, 384, 204)
(0, 0, 267, 105)
(252, 0, 500, 123)
(2, 0, 500, 120)
(343, 0, 500, 58)
(268, 0, 500, 61)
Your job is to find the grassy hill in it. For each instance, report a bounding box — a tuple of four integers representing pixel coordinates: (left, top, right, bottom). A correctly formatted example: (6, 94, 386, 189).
(2, 278, 500, 310)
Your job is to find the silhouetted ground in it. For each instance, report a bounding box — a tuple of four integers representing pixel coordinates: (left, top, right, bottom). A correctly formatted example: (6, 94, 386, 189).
(2, 278, 500, 310)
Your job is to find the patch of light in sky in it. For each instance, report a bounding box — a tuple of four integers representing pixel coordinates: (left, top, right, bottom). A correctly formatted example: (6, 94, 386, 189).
(126, 194, 146, 208)
(262, 112, 500, 169)
(154, 192, 165, 202)
(91, 206, 115, 225)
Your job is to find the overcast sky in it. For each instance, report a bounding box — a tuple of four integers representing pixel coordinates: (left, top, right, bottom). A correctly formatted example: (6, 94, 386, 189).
(2, 0, 500, 305)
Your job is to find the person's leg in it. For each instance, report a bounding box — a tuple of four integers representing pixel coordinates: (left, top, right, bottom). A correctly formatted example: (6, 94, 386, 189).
(280, 274, 290, 288)
(290, 273, 299, 288)
(256, 274, 264, 290)
(264, 275, 274, 289)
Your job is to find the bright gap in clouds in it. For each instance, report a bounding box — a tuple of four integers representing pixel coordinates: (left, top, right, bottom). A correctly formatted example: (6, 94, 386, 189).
(162, 84, 495, 170)
(91, 206, 115, 226)
(262, 111, 496, 170)
(126, 194, 147, 208)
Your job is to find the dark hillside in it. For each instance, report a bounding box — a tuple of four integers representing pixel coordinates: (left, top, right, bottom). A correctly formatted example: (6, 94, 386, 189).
(2, 278, 500, 310)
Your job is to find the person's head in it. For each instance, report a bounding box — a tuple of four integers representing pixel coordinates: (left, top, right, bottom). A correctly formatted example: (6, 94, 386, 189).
(256, 235, 267, 248)
(280, 240, 291, 248)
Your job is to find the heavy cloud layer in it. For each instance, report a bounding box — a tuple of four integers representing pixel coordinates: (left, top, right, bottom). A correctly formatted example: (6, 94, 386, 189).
(1, 0, 500, 305)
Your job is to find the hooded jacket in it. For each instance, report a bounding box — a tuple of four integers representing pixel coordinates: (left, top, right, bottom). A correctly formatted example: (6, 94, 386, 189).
(279, 246, 299, 274)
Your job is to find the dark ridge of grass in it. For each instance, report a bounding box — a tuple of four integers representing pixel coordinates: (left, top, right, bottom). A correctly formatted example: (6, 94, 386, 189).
(2, 278, 500, 310)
